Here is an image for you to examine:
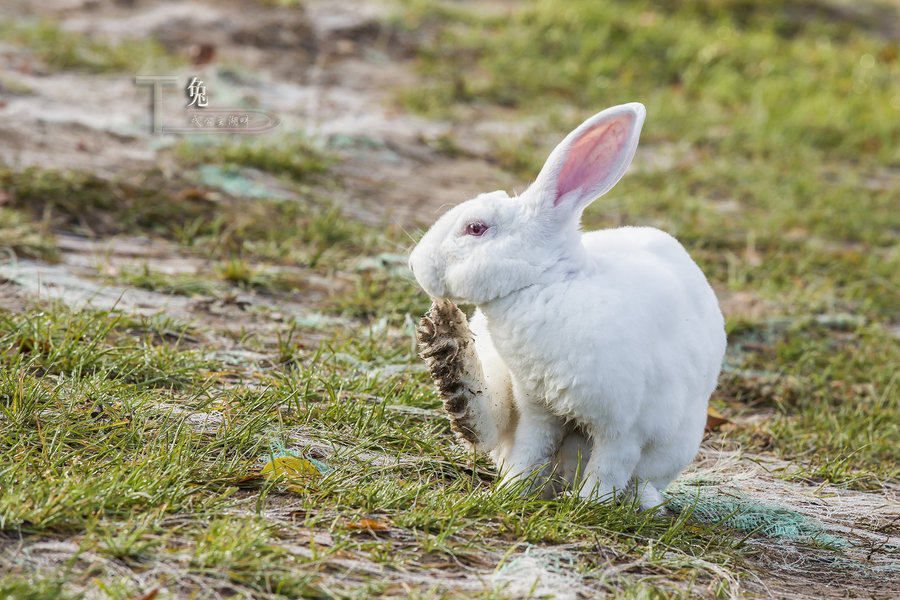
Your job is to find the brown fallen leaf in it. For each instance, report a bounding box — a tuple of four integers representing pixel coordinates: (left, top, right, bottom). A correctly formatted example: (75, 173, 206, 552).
(132, 589, 159, 600)
(14, 337, 51, 354)
(189, 43, 216, 66)
(235, 470, 265, 486)
(346, 518, 390, 532)
(705, 406, 730, 431)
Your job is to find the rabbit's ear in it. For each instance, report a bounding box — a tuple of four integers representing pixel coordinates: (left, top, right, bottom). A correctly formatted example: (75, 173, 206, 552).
(530, 103, 645, 216)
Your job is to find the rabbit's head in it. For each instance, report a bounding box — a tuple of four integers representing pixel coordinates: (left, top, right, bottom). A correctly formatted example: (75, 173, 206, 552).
(409, 103, 646, 304)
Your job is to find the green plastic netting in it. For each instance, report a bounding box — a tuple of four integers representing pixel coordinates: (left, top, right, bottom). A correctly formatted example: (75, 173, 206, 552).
(665, 481, 848, 548)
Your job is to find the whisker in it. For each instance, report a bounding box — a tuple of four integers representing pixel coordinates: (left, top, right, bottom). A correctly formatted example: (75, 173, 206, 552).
(398, 224, 419, 245)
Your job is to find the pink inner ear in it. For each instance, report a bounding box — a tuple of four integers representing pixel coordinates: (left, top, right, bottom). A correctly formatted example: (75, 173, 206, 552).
(554, 114, 633, 206)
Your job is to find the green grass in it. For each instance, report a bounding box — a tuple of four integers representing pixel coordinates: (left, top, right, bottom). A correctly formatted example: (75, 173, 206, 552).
(0, 19, 180, 74)
(0, 207, 59, 262)
(0, 305, 329, 597)
(0, 302, 754, 599)
(0, 161, 426, 328)
(0, 163, 394, 271)
(0, 311, 226, 534)
(177, 136, 335, 184)
(0, 575, 73, 600)
(0, 167, 216, 240)
(717, 318, 900, 482)
(402, 0, 900, 163)
(115, 264, 224, 297)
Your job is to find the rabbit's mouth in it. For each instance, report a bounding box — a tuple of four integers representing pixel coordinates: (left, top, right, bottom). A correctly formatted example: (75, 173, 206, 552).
(414, 273, 451, 304)
(408, 249, 448, 299)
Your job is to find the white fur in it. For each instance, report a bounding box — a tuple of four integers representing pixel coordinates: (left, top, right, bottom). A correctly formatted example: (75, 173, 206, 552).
(409, 103, 726, 509)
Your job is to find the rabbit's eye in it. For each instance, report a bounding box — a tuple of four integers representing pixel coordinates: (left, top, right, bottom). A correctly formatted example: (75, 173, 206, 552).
(464, 221, 489, 237)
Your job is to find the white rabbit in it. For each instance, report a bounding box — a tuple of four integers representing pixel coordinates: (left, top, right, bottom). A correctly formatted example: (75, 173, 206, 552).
(410, 103, 726, 510)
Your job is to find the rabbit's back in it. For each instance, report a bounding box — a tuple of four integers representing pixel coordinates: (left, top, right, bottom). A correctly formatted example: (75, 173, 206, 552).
(582, 226, 721, 331)
(579, 225, 725, 405)
(582, 226, 698, 277)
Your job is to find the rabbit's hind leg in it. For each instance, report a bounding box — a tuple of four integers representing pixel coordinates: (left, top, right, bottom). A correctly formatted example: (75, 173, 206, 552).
(417, 299, 500, 450)
(578, 436, 642, 504)
(498, 402, 567, 496)
(632, 480, 665, 513)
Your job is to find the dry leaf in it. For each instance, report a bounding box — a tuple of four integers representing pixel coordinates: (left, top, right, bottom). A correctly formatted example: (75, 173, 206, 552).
(14, 337, 51, 354)
(346, 518, 390, 532)
(705, 406, 730, 431)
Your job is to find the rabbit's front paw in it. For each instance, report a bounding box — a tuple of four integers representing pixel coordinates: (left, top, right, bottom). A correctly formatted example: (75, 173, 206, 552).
(417, 301, 466, 372)
(417, 299, 483, 445)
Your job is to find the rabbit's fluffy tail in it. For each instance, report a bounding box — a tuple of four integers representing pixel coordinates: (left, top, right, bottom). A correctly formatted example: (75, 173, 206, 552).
(417, 300, 513, 452)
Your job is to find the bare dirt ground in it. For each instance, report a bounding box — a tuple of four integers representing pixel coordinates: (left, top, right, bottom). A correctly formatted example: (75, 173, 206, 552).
(1, 1, 898, 598)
